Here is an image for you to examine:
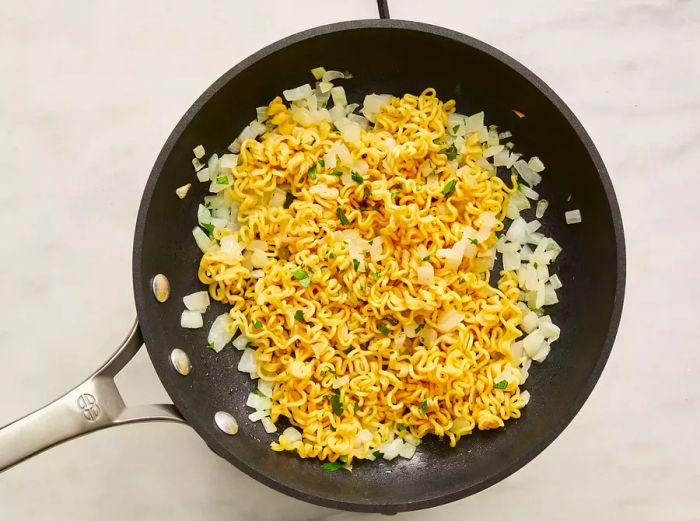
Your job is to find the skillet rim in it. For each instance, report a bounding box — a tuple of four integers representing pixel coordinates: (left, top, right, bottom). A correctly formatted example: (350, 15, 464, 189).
(132, 18, 626, 512)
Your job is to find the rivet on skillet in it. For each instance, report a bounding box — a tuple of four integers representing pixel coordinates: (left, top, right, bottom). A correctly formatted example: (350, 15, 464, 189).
(170, 348, 192, 376)
(151, 274, 170, 302)
(214, 411, 239, 435)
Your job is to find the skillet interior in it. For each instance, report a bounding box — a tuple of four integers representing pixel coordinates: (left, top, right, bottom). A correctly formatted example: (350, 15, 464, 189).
(133, 20, 624, 512)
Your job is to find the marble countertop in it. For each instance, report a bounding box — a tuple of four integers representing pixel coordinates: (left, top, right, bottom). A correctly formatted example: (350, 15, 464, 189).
(1, 1, 698, 519)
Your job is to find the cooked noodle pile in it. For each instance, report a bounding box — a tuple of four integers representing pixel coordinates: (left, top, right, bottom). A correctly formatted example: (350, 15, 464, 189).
(189, 71, 561, 466)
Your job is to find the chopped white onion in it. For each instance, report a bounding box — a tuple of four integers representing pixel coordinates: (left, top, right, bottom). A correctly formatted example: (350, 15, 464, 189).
(208, 313, 236, 352)
(522, 312, 539, 333)
(322, 70, 345, 82)
(283, 426, 302, 443)
(528, 156, 545, 172)
(465, 112, 484, 133)
(565, 209, 582, 224)
(381, 438, 404, 461)
(520, 184, 539, 201)
(180, 310, 203, 329)
(183, 291, 210, 312)
(506, 217, 528, 244)
(331, 86, 347, 107)
(436, 308, 464, 333)
(248, 410, 269, 422)
(238, 348, 258, 374)
(193, 145, 205, 159)
(362, 94, 392, 122)
(536, 199, 549, 219)
(483, 144, 504, 158)
(176, 183, 191, 199)
(192, 157, 203, 172)
(196, 167, 210, 183)
(531, 341, 551, 362)
(258, 379, 274, 398)
(232, 335, 249, 351)
(549, 274, 562, 290)
(283, 84, 313, 101)
(523, 330, 545, 357)
(502, 251, 521, 271)
(246, 392, 271, 411)
(399, 443, 417, 459)
(332, 375, 350, 389)
(192, 227, 213, 252)
(416, 263, 435, 285)
(310, 66, 326, 80)
(539, 320, 561, 341)
(513, 159, 543, 187)
(261, 417, 277, 434)
(520, 390, 531, 405)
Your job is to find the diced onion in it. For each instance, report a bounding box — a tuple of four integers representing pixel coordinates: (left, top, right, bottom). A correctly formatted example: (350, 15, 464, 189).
(399, 443, 417, 459)
(523, 331, 545, 357)
(250, 249, 268, 269)
(532, 342, 551, 362)
(322, 70, 345, 82)
(416, 263, 435, 285)
(513, 159, 542, 186)
(311, 66, 326, 80)
(238, 348, 258, 374)
(283, 426, 302, 443)
(381, 438, 404, 461)
(176, 183, 191, 199)
(522, 312, 539, 333)
(261, 417, 277, 434)
(362, 94, 392, 123)
(332, 375, 350, 389)
(196, 167, 210, 183)
(180, 310, 203, 329)
(565, 209, 582, 224)
(208, 313, 236, 352)
(510, 340, 524, 361)
(232, 334, 249, 350)
(506, 217, 528, 244)
(539, 319, 561, 341)
(246, 392, 271, 411)
(248, 410, 269, 422)
(193, 145, 205, 159)
(520, 184, 539, 200)
(183, 291, 210, 312)
(258, 379, 275, 398)
(330, 86, 347, 107)
(502, 251, 521, 271)
(536, 199, 549, 219)
(528, 156, 545, 172)
(220, 235, 243, 259)
(483, 144, 504, 158)
(436, 308, 464, 333)
(549, 274, 562, 290)
(520, 390, 531, 405)
(283, 84, 313, 101)
(192, 227, 212, 252)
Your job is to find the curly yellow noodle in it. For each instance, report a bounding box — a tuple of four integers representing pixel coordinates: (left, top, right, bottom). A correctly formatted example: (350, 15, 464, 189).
(198, 89, 529, 463)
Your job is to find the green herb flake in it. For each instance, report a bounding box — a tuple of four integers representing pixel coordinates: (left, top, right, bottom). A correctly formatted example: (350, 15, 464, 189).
(339, 455, 347, 463)
(432, 138, 441, 145)
(444, 144, 459, 161)
(329, 367, 337, 377)
(422, 255, 430, 261)
(470, 238, 479, 245)
(201, 222, 215, 236)
(373, 272, 380, 281)
(353, 259, 360, 272)
(354, 402, 361, 412)
(351, 171, 364, 185)
(329, 251, 335, 259)
(251, 388, 262, 396)
(292, 268, 308, 280)
(207, 341, 215, 349)
(455, 82, 462, 95)
(414, 323, 425, 334)
(215, 175, 229, 185)
(253, 320, 263, 329)
(458, 277, 466, 284)
(308, 166, 317, 181)
(330, 391, 344, 416)
(321, 461, 344, 472)
(372, 450, 382, 459)
(331, 171, 343, 177)
(398, 424, 408, 431)
(452, 124, 460, 133)
(391, 191, 400, 201)
(294, 310, 305, 322)
(337, 207, 350, 225)
(419, 400, 428, 416)
(378, 325, 391, 335)
(368, 239, 373, 245)
(442, 179, 457, 197)
(494, 380, 509, 390)
(318, 159, 325, 167)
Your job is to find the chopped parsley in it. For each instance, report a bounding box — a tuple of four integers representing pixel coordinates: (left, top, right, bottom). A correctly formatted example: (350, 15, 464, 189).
(378, 325, 391, 335)
(391, 191, 400, 201)
(422, 255, 430, 261)
(372, 450, 382, 459)
(329, 251, 335, 259)
(458, 277, 466, 284)
(494, 380, 509, 390)
(414, 323, 425, 334)
(330, 390, 344, 416)
(442, 179, 457, 197)
(419, 400, 428, 416)
(253, 320, 263, 329)
(321, 461, 344, 472)
(215, 175, 229, 184)
(444, 144, 459, 161)
(373, 272, 380, 281)
(250, 388, 262, 396)
(201, 222, 215, 236)
(351, 171, 364, 185)
(299, 276, 312, 288)
(398, 424, 408, 431)
(318, 159, 325, 167)
(292, 268, 308, 280)
(354, 402, 361, 412)
(432, 138, 441, 145)
(337, 207, 350, 225)
(470, 238, 479, 245)
(308, 166, 317, 180)
(331, 171, 343, 177)
(329, 367, 337, 377)
(452, 124, 460, 133)
(294, 310, 305, 322)
(353, 259, 360, 272)
(368, 239, 373, 245)
(207, 341, 215, 349)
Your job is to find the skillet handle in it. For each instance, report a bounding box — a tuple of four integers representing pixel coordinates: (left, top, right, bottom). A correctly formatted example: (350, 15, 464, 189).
(0, 321, 184, 472)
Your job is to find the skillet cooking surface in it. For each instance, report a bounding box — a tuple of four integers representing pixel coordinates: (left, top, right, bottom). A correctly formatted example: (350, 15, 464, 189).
(133, 20, 625, 512)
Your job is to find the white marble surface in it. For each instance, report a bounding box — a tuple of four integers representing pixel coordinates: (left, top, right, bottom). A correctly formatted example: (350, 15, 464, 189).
(0, 1, 698, 519)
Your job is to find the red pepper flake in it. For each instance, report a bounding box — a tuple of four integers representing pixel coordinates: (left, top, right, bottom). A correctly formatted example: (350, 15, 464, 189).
(512, 109, 526, 119)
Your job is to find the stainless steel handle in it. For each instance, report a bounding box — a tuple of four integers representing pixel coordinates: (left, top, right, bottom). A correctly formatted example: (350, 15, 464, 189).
(0, 321, 184, 472)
